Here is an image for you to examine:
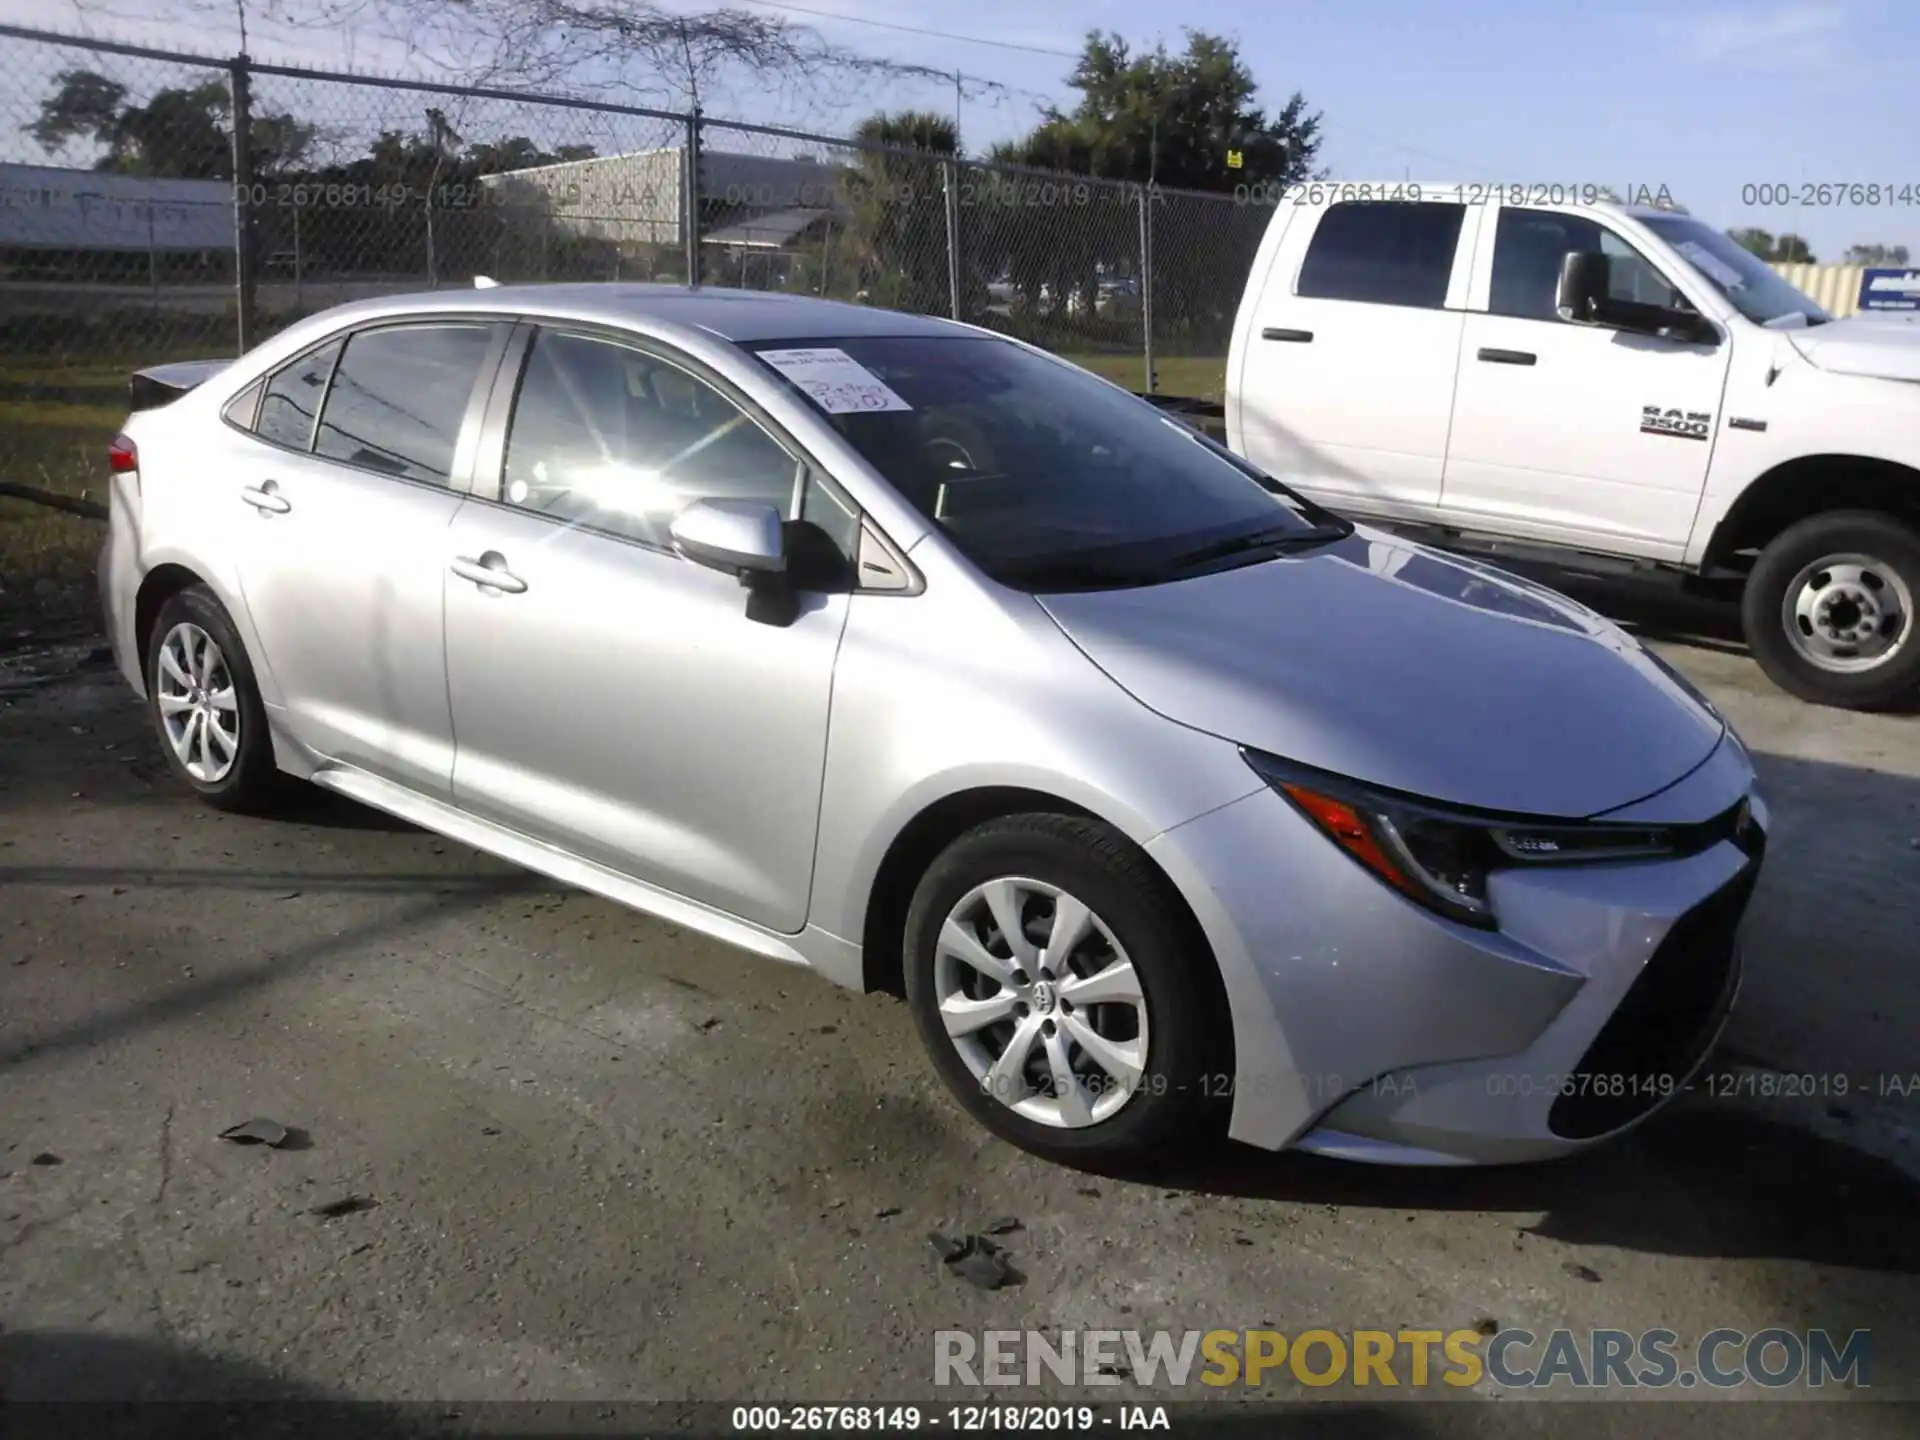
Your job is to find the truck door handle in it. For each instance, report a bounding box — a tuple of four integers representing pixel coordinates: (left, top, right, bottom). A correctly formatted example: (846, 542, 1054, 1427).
(1477, 347, 1537, 366)
(450, 552, 527, 594)
(1261, 327, 1314, 343)
(240, 480, 291, 514)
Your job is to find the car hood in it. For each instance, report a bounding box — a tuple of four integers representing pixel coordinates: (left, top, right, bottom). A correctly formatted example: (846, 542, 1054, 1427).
(1038, 529, 1726, 819)
(1787, 314, 1920, 382)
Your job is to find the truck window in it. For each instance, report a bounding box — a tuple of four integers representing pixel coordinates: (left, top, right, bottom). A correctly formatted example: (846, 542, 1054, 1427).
(1488, 208, 1683, 321)
(1295, 201, 1466, 309)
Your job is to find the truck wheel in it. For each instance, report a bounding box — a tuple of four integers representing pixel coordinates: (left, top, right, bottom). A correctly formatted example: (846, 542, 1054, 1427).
(1743, 510, 1920, 710)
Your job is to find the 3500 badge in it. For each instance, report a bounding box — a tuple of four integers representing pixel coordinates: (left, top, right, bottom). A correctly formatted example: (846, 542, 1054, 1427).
(1640, 405, 1712, 441)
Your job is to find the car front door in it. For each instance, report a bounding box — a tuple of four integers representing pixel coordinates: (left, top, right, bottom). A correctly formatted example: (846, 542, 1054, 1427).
(442, 324, 855, 933)
(1235, 198, 1477, 519)
(1441, 206, 1734, 558)
(225, 319, 507, 796)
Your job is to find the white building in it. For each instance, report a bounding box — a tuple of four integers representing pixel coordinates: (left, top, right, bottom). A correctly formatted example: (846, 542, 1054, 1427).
(477, 147, 850, 251)
(0, 162, 231, 252)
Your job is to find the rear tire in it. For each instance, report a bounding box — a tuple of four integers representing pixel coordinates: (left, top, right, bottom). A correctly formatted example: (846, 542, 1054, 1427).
(145, 585, 285, 813)
(1742, 510, 1920, 710)
(903, 813, 1225, 1167)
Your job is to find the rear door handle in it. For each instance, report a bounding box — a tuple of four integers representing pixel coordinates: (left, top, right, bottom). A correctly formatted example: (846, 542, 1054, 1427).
(1261, 327, 1314, 343)
(240, 481, 290, 514)
(1477, 347, 1537, 366)
(450, 552, 527, 594)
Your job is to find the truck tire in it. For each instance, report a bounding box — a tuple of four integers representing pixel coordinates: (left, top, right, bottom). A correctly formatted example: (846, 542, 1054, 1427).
(1742, 510, 1920, 710)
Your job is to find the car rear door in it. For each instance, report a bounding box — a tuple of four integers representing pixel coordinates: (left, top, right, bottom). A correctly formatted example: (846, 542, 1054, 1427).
(1234, 197, 1478, 518)
(1441, 206, 1733, 558)
(440, 323, 855, 933)
(225, 318, 509, 797)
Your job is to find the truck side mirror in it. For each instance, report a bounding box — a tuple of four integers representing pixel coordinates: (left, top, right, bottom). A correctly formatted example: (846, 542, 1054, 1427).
(1555, 250, 1609, 324)
(1556, 248, 1719, 346)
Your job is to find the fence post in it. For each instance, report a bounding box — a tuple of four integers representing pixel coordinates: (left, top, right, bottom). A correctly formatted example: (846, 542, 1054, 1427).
(1138, 182, 1155, 395)
(942, 157, 962, 320)
(229, 52, 257, 353)
(684, 106, 703, 287)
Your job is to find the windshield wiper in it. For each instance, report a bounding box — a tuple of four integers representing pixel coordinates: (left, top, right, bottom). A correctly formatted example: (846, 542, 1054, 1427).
(1165, 521, 1352, 571)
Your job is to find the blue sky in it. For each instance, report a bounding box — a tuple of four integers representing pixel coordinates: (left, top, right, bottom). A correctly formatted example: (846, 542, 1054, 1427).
(3, 0, 1914, 260)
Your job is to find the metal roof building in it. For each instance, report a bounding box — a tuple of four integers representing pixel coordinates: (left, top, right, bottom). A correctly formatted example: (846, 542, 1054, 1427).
(0, 162, 230, 251)
(478, 147, 849, 250)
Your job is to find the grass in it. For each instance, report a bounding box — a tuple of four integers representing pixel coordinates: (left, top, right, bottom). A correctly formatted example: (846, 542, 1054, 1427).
(0, 362, 128, 592)
(1063, 353, 1227, 405)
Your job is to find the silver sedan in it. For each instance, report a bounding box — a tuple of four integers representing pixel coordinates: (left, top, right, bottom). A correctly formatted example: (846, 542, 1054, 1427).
(99, 284, 1767, 1166)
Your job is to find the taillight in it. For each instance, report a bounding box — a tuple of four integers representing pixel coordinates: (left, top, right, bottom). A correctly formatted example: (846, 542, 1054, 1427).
(108, 435, 138, 474)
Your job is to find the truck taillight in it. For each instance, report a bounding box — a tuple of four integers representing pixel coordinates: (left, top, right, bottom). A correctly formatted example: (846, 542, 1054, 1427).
(108, 435, 139, 474)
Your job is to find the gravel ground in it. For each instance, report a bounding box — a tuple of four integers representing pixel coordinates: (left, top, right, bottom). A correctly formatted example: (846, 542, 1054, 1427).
(1, 587, 1917, 1437)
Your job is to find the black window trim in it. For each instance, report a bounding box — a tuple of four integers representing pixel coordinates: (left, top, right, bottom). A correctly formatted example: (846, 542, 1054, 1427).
(1482, 204, 1704, 332)
(470, 317, 890, 583)
(1291, 199, 1471, 312)
(221, 315, 513, 496)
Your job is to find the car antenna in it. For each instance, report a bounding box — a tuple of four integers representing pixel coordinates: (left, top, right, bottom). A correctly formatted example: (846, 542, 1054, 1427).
(473, 275, 501, 289)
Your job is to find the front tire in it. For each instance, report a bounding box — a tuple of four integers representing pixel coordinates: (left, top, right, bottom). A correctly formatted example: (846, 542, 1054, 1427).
(902, 813, 1225, 1167)
(145, 585, 284, 813)
(1742, 510, 1920, 710)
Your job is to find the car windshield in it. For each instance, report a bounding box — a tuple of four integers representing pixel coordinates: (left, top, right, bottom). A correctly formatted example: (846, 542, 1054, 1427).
(743, 334, 1344, 590)
(1641, 215, 1833, 328)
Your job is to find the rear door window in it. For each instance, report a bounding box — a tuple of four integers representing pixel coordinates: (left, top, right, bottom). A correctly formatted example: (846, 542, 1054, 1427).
(1296, 201, 1467, 309)
(314, 324, 495, 484)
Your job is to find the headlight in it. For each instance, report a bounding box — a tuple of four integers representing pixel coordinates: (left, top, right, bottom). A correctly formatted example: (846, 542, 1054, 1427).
(1243, 750, 1680, 929)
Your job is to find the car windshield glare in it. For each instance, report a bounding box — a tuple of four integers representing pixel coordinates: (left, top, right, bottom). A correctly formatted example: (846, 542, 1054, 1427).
(1641, 216, 1833, 327)
(744, 335, 1336, 589)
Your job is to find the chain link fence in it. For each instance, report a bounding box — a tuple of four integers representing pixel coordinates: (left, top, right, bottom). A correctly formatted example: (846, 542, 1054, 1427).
(2, 20, 1271, 567)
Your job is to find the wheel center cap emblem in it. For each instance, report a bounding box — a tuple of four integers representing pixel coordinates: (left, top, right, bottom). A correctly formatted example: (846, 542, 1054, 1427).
(1030, 980, 1057, 1015)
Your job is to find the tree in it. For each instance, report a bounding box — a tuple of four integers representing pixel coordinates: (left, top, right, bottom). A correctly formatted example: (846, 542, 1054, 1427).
(1845, 243, 1911, 266)
(1002, 31, 1321, 193)
(27, 67, 314, 179)
(1728, 227, 1816, 264)
(846, 111, 958, 315)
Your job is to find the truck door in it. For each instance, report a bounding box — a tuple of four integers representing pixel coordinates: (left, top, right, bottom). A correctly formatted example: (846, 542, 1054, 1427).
(1234, 198, 1476, 520)
(1441, 206, 1733, 559)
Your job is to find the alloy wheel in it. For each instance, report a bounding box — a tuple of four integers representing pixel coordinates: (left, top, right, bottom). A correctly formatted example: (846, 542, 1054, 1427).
(155, 621, 241, 783)
(932, 876, 1150, 1129)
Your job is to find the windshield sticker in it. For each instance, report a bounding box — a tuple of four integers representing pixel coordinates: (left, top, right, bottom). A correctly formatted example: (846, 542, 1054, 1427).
(759, 348, 912, 414)
(1675, 241, 1746, 290)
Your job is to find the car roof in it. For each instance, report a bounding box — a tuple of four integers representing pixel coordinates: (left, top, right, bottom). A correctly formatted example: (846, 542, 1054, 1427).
(319, 283, 975, 343)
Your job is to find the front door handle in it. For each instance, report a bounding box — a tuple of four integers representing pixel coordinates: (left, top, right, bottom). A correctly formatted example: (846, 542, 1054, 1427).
(1477, 347, 1537, 366)
(240, 480, 291, 514)
(450, 552, 527, 594)
(1261, 327, 1315, 343)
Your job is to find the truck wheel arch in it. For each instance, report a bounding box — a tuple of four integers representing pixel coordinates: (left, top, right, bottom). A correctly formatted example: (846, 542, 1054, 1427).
(1705, 454, 1920, 574)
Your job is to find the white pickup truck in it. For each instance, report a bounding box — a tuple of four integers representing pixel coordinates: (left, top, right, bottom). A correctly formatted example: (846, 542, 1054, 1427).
(1224, 189, 1920, 709)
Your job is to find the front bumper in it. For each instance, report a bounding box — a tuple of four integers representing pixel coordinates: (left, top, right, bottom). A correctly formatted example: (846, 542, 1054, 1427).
(1144, 734, 1767, 1165)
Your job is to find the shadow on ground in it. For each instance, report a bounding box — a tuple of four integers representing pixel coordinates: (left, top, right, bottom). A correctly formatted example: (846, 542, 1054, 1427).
(1090, 1105, 1920, 1274)
(0, 1329, 419, 1437)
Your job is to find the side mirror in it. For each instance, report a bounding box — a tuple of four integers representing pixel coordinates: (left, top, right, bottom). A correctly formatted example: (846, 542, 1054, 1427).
(1555, 250, 1609, 324)
(670, 497, 787, 576)
(1556, 248, 1718, 346)
(669, 497, 799, 627)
